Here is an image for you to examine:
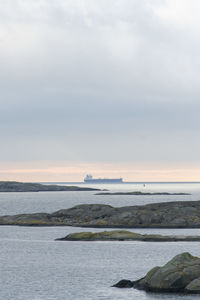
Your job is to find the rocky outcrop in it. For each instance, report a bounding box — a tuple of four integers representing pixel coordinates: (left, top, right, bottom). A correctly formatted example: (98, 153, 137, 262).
(0, 181, 100, 192)
(56, 230, 200, 242)
(113, 252, 200, 293)
(96, 191, 190, 195)
(1, 201, 200, 227)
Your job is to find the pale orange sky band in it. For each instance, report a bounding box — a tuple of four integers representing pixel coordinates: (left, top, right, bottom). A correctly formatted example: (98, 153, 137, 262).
(0, 161, 199, 182)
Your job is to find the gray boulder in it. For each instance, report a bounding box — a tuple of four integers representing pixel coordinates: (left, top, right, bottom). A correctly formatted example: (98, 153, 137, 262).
(113, 280, 134, 288)
(114, 252, 200, 293)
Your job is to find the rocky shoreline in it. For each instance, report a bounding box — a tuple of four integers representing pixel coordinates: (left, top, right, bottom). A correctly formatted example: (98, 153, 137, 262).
(113, 252, 200, 293)
(1, 200, 200, 227)
(56, 230, 200, 242)
(0, 181, 100, 192)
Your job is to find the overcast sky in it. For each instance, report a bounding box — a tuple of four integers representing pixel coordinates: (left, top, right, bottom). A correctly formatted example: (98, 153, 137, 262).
(1, 0, 200, 181)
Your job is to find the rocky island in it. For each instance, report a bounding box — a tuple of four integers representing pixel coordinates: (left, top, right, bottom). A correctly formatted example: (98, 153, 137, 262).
(113, 252, 200, 293)
(96, 191, 190, 195)
(56, 230, 200, 242)
(1, 200, 200, 227)
(0, 181, 100, 192)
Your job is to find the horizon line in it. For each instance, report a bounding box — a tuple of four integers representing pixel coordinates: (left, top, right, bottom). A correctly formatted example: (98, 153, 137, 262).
(39, 181, 200, 184)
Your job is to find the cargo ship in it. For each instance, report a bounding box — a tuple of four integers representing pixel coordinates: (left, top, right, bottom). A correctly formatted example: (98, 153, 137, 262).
(84, 174, 123, 183)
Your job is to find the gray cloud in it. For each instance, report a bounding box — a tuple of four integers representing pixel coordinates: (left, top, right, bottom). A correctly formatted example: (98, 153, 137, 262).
(0, 0, 200, 164)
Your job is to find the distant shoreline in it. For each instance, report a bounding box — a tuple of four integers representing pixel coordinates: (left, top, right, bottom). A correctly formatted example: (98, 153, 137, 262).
(0, 181, 101, 192)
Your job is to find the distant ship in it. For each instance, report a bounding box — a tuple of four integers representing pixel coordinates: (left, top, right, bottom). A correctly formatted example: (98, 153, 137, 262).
(84, 174, 123, 183)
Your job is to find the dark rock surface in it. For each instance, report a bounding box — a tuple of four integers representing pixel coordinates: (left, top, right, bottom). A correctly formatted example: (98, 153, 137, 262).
(0, 181, 100, 192)
(114, 252, 200, 293)
(96, 191, 190, 195)
(1, 201, 200, 227)
(113, 280, 134, 288)
(56, 230, 200, 242)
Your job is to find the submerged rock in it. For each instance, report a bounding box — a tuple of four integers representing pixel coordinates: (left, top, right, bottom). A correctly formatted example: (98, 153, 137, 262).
(114, 252, 200, 293)
(56, 230, 200, 242)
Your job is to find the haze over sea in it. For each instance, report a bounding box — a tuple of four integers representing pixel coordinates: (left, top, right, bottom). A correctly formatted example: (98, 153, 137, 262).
(1, 182, 200, 299)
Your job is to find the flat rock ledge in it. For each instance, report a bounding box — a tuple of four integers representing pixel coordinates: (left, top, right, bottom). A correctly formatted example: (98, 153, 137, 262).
(113, 252, 200, 294)
(56, 230, 200, 242)
(96, 191, 190, 195)
(1, 201, 200, 227)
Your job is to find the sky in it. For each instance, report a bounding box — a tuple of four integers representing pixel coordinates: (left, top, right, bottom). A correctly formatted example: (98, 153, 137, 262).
(1, 0, 200, 181)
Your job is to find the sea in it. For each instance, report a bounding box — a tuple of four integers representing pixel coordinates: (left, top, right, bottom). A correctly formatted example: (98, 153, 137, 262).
(1, 182, 200, 300)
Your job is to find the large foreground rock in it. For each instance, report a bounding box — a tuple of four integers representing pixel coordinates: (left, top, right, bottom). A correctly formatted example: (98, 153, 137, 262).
(56, 230, 200, 242)
(1, 201, 200, 227)
(114, 252, 200, 293)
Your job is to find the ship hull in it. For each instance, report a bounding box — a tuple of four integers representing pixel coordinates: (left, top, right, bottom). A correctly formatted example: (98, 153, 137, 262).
(84, 179, 123, 183)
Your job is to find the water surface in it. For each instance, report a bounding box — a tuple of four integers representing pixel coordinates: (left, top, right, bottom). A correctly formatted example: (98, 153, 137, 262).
(1, 183, 200, 299)
(0, 182, 200, 215)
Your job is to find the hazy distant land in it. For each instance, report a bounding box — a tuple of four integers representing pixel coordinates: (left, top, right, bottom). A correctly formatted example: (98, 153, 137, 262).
(0, 181, 100, 192)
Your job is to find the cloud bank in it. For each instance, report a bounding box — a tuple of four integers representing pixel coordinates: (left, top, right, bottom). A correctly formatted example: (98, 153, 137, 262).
(0, 0, 200, 180)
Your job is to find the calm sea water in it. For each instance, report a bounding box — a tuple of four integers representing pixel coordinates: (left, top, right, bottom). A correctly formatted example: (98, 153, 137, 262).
(1, 182, 200, 215)
(1, 183, 200, 299)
